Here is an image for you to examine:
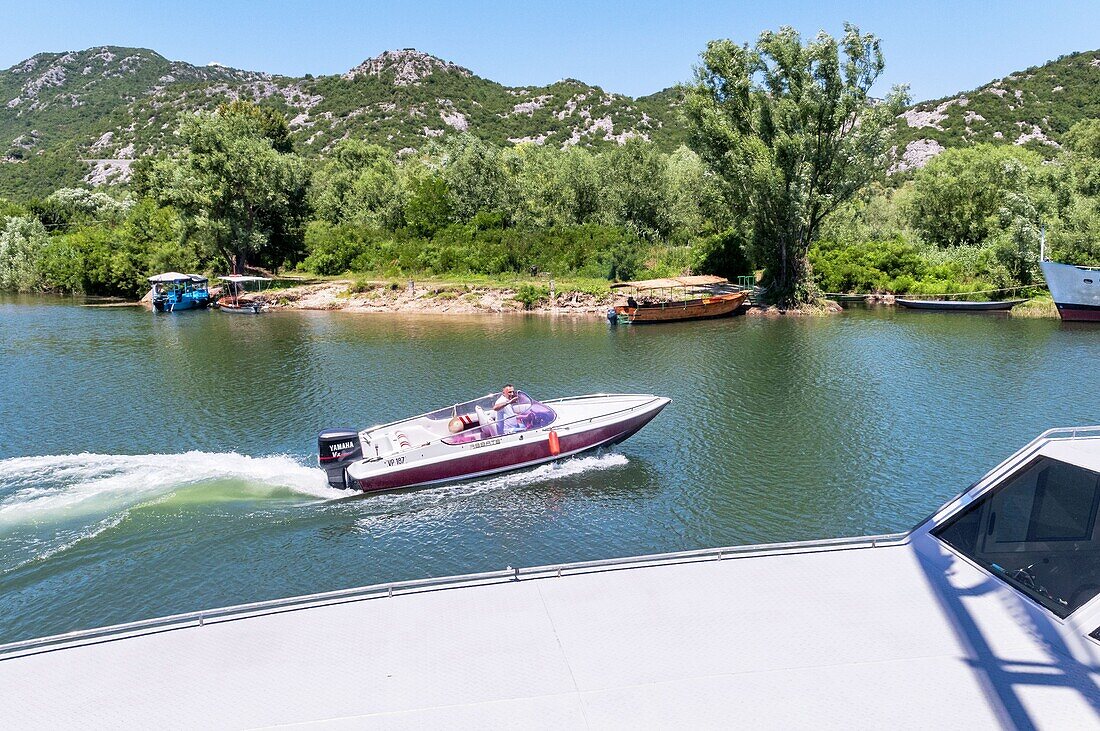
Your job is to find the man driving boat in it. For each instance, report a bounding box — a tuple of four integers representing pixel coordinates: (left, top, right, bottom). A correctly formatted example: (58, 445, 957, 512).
(493, 384, 525, 434)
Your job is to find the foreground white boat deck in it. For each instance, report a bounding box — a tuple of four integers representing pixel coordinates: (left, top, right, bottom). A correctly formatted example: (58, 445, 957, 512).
(3, 430, 1100, 728)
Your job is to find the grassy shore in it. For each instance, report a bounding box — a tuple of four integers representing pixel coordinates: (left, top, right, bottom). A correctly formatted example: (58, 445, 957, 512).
(1010, 296, 1059, 319)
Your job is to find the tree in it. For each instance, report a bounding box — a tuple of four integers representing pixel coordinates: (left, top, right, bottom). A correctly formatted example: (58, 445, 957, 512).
(431, 135, 513, 223)
(511, 145, 601, 228)
(601, 139, 674, 238)
(907, 144, 1043, 248)
(138, 102, 309, 273)
(311, 140, 404, 229)
(0, 216, 47, 291)
(685, 24, 905, 306)
(1047, 120, 1100, 266)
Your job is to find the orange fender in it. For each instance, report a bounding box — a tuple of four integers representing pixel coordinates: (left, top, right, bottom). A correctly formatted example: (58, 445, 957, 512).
(548, 430, 561, 456)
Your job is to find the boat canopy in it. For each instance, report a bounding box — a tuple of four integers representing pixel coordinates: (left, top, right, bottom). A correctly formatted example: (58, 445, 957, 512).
(148, 272, 207, 283)
(610, 275, 728, 291)
(219, 275, 271, 283)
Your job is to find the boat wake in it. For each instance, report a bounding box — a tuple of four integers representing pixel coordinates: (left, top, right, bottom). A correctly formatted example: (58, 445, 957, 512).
(0, 451, 338, 572)
(0, 451, 334, 524)
(348, 452, 630, 522)
(0, 451, 628, 571)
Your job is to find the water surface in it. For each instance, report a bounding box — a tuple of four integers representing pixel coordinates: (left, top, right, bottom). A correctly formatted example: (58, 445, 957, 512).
(0, 296, 1096, 642)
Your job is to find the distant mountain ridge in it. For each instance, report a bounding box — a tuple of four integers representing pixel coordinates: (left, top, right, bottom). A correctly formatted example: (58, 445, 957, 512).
(891, 49, 1100, 172)
(0, 46, 685, 196)
(6, 44, 1100, 197)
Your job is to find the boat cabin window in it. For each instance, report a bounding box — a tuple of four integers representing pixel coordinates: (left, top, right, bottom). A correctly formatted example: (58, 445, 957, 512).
(933, 457, 1100, 617)
(435, 391, 556, 444)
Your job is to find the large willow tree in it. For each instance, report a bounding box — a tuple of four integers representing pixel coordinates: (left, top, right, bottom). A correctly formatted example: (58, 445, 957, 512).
(686, 24, 906, 306)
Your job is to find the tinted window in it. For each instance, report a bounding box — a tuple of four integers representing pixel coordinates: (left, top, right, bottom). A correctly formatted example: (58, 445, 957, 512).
(933, 458, 1100, 618)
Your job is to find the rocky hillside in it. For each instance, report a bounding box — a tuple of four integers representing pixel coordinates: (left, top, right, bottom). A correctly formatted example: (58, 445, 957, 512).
(0, 46, 684, 197)
(891, 49, 1100, 172)
(7, 43, 1100, 196)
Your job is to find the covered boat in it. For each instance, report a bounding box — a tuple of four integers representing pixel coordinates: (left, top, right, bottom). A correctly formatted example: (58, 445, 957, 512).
(216, 275, 270, 314)
(318, 391, 670, 492)
(610, 276, 749, 323)
(148, 273, 211, 312)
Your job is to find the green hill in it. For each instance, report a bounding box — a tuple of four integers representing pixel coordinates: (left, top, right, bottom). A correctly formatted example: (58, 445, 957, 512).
(9, 43, 1100, 197)
(0, 46, 685, 198)
(890, 49, 1100, 172)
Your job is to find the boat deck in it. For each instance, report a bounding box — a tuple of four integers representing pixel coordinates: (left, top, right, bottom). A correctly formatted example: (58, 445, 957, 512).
(2, 529, 1098, 728)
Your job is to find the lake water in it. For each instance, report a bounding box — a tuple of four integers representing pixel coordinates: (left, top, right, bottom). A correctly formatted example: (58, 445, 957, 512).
(1, 296, 1097, 643)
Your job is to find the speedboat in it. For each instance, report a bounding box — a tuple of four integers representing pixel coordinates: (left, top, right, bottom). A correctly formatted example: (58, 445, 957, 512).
(318, 391, 671, 492)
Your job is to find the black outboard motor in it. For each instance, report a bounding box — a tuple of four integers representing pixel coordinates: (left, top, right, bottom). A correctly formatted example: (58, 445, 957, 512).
(318, 428, 363, 489)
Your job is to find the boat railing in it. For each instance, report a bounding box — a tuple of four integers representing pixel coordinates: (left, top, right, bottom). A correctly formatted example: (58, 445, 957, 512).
(918, 425, 1100, 529)
(1037, 425, 1100, 441)
(0, 530, 907, 660)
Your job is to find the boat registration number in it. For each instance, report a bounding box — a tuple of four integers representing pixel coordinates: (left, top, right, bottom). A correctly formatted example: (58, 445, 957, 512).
(469, 438, 502, 450)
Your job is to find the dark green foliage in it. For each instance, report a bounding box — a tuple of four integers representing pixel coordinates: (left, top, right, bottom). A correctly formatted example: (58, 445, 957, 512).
(809, 238, 997, 295)
(300, 221, 645, 279)
(692, 228, 754, 280)
(141, 101, 309, 273)
(906, 145, 1043, 247)
(601, 237, 644, 281)
(403, 175, 453, 236)
(513, 284, 550, 309)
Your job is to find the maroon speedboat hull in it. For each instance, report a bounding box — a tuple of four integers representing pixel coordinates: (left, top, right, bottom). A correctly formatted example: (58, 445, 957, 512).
(349, 407, 660, 492)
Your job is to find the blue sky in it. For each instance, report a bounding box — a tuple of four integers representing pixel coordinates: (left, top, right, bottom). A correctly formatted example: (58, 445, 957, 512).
(4, 1, 1100, 101)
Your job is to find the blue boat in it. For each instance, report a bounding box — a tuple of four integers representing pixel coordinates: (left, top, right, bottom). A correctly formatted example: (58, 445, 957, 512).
(148, 272, 211, 312)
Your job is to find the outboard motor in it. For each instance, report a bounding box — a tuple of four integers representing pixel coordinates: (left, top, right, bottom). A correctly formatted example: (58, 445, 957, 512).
(317, 428, 363, 489)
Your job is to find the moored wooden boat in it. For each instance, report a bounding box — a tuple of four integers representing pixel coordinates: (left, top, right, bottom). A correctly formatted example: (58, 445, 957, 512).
(215, 275, 270, 314)
(611, 276, 749, 323)
(825, 293, 869, 303)
(896, 298, 1026, 311)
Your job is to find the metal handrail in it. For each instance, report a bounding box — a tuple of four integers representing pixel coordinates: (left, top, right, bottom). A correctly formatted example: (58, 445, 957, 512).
(916, 425, 1100, 530)
(1036, 425, 1100, 441)
(0, 531, 905, 659)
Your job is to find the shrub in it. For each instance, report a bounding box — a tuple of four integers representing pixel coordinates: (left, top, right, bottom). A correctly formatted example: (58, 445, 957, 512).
(0, 216, 48, 291)
(513, 284, 549, 309)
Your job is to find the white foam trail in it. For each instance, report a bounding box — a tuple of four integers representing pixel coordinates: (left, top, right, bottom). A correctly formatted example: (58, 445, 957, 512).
(352, 452, 630, 517)
(0, 451, 336, 528)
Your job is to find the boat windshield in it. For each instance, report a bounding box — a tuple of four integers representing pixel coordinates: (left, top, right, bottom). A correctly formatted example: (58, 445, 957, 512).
(432, 391, 557, 444)
(934, 456, 1100, 618)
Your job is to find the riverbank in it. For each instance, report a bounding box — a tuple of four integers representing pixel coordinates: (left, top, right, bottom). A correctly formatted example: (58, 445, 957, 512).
(266, 280, 609, 314)
(261, 280, 1059, 318)
(100, 277, 1061, 318)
